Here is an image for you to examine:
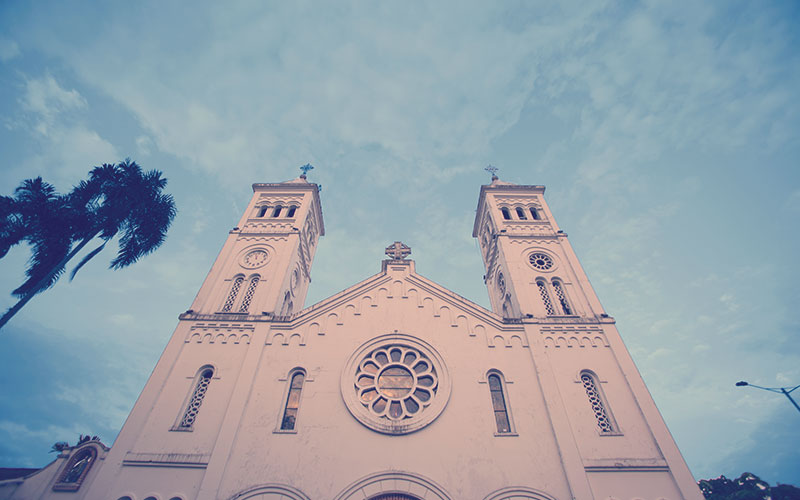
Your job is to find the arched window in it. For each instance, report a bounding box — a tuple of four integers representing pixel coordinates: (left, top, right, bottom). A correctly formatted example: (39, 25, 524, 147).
(221, 275, 245, 312)
(487, 373, 513, 434)
(178, 367, 214, 429)
(238, 275, 260, 312)
(515, 207, 527, 219)
(536, 280, 555, 315)
(53, 446, 97, 491)
(280, 371, 305, 431)
(580, 371, 616, 433)
(257, 206, 269, 217)
(271, 205, 283, 217)
(286, 205, 298, 218)
(529, 207, 540, 220)
(551, 279, 572, 315)
(500, 207, 511, 220)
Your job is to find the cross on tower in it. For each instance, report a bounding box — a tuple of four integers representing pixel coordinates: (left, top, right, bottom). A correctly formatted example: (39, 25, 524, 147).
(300, 163, 314, 177)
(385, 241, 411, 260)
(485, 164, 498, 178)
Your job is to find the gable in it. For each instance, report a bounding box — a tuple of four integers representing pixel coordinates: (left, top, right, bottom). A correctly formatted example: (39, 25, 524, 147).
(265, 261, 527, 349)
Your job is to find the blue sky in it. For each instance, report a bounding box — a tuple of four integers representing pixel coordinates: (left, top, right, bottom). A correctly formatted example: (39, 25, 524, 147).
(1, 0, 799, 486)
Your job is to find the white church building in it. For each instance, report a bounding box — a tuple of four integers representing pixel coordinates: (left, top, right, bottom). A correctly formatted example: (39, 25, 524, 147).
(0, 174, 704, 500)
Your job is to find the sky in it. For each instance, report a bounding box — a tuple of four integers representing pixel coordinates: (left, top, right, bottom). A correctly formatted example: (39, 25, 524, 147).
(1, 0, 799, 487)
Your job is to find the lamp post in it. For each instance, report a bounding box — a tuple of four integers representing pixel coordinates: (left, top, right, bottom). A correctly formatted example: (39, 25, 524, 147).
(735, 381, 800, 414)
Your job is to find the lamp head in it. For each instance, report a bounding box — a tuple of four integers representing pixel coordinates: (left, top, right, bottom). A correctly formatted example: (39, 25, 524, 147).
(735, 381, 749, 387)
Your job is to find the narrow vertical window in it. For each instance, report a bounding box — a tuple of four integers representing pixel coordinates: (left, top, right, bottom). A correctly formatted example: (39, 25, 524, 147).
(515, 207, 527, 219)
(529, 207, 540, 220)
(238, 275, 260, 312)
(271, 205, 283, 217)
(488, 373, 512, 434)
(286, 205, 297, 217)
(501, 207, 511, 220)
(257, 206, 269, 217)
(581, 371, 615, 433)
(221, 275, 244, 312)
(537, 280, 555, 315)
(552, 279, 572, 315)
(280, 371, 305, 430)
(179, 367, 213, 429)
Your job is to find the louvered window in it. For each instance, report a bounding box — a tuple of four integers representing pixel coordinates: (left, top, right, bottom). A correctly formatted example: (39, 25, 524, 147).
(221, 276, 244, 312)
(537, 280, 555, 315)
(552, 279, 572, 315)
(238, 275, 260, 312)
(581, 372, 615, 433)
(179, 368, 213, 429)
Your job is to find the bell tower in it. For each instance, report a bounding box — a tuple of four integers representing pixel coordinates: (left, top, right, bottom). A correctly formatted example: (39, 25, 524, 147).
(188, 173, 324, 318)
(473, 175, 604, 321)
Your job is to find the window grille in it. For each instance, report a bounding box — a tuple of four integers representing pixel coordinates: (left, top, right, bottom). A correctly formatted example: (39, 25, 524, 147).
(488, 374, 512, 433)
(537, 280, 555, 315)
(238, 275, 260, 312)
(552, 280, 572, 315)
(179, 368, 213, 428)
(581, 372, 614, 433)
(281, 372, 305, 430)
(221, 276, 244, 312)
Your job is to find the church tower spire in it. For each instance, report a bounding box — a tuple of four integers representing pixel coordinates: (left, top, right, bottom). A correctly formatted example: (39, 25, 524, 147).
(187, 173, 324, 318)
(473, 176, 604, 321)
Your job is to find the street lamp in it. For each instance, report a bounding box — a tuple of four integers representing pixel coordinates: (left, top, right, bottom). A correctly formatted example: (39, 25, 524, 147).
(735, 381, 800, 414)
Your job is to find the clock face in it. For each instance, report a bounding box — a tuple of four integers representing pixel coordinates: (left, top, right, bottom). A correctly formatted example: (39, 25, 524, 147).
(242, 249, 269, 269)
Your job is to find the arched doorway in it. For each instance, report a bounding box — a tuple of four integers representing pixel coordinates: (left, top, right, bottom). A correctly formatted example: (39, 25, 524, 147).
(371, 495, 420, 500)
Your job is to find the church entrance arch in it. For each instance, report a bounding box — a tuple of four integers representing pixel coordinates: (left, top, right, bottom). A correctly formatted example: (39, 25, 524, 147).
(333, 471, 451, 500)
(370, 495, 421, 500)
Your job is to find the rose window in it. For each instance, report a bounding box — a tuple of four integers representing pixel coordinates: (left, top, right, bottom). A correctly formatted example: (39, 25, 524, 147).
(528, 252, 554, 271)
(356, 346, 437, 421)
(341, 334, 450, 435)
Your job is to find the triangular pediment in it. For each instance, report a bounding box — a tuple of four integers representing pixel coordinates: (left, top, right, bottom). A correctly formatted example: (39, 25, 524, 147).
(266, 260, 527, 349)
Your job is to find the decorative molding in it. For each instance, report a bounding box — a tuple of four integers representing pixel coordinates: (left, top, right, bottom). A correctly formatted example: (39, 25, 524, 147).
(540, 325, 608, 349)
(482, 486, 559, 500)
(186, 323, 254, 344)
(228, 484, 311, 500)
(122, 452, 209, 468)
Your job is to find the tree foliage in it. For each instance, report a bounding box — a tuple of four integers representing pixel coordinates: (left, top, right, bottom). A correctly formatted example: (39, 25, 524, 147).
(699, 473, 800, 500)
(0, 160, 176, 330)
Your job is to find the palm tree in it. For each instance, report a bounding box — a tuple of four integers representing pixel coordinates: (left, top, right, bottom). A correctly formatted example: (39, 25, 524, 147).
(0, 160, 177, 331)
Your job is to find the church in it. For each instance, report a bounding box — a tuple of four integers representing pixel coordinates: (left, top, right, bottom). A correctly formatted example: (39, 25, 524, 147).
(0, 173, 704, 500)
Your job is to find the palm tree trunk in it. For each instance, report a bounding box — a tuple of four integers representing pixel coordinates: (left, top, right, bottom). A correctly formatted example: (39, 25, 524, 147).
(0, 234, 97, 331)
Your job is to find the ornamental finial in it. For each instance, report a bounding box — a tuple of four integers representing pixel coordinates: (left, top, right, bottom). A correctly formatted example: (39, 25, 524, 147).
(484, 164, 499, 181)
(300, 163, 314, 178)
(385, 241, 411, 260)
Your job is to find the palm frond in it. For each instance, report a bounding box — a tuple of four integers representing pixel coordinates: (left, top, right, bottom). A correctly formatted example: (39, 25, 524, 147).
(69, 239, 108, 281)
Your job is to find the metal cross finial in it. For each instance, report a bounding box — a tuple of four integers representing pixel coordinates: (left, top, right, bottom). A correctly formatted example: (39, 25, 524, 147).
(385, 241, 411, 260)
(485, 164, 498, 178)
(300, 163, 314, 176)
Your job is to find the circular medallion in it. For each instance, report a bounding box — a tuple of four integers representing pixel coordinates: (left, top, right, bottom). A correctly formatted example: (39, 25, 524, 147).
(241, 249, 269, 269)
(528, 252, 554, 271)
(342, 334, 450, 434)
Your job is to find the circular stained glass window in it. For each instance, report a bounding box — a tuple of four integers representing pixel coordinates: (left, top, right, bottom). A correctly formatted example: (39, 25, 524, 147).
(342, 335, 450, 434)
(528, 252, 554, 271)
(356, 346, 437, 421)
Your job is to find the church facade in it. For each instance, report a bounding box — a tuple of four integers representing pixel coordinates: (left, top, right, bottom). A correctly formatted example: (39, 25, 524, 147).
(0, 175, 703, 500)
